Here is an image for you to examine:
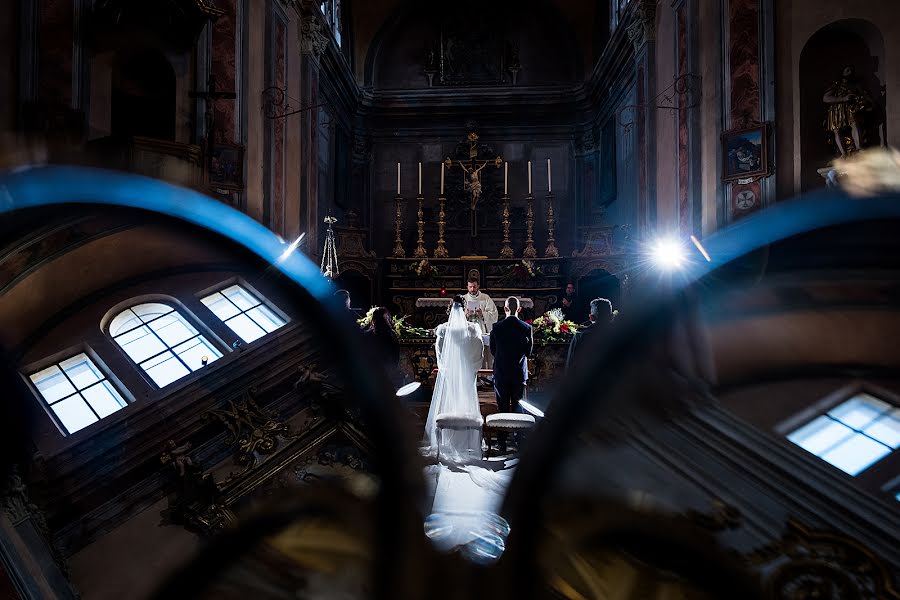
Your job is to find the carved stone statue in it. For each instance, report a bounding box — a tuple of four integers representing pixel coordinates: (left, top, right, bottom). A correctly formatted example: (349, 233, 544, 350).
(161, 439, 194, 477)
(823, 65, 876, 157)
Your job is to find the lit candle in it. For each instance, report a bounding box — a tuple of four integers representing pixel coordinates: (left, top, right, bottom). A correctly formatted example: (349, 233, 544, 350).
(527, 161, 532, 195)
(440, 162, 445, 195)
(418, 162, 422, 196)
(547, 158, 552, 193)
(504, 162, 508, 195)
(396, 162, 400, 195)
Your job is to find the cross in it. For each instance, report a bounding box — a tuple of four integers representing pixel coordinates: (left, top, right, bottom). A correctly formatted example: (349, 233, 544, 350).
(444, 132, 502, 237)
(189, 74, 236, 183)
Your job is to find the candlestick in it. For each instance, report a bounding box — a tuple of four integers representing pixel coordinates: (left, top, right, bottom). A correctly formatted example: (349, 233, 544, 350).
(523, 193, 537, 259)
(392, 193, 406, 258)
(544, 191, 559, 258)
(500, 193, 513, 258)
(504, 162, 508, 195)
(434, 195, 449, 258)
(527, 161, 532, 195)
(440, 163, 445, 195)
(414, 193, 427, 258)
(418, 162, 422, 196)
(396, 162, 401, 196)
(547, 158, 552, 193)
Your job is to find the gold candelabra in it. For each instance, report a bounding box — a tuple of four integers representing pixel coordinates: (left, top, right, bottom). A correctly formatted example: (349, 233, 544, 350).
(433, 195, 449, 258)
(523, 194, 537, 259)
(413, 194, 427, 258)
(392, 194, 406, 258)
(499, 194, 513, 258)
(544, 191, 559, 258)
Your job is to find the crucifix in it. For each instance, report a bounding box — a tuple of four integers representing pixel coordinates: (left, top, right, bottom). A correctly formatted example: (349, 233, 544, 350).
(189, 74, 236, 183)
(444, 131, 502, 237)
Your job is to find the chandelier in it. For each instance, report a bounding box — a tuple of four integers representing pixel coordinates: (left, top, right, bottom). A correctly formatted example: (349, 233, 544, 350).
(320, 215, 339, 278)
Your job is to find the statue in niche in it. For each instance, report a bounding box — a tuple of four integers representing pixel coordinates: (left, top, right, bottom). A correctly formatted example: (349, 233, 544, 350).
(823, 65, 878, 157)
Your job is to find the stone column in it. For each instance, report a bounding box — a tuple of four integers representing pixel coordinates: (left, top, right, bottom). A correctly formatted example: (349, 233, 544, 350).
(297, 3, 329, 257)
(626, 0, 658, 238)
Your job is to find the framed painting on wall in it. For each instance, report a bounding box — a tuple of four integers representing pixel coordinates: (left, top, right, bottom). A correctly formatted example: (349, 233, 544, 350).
(209, 143, 245, 190)
(722, 124, 769, 182)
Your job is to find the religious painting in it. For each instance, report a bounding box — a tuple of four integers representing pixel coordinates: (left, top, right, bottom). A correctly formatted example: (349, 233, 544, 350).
(722, 124, 768, 181)
(438, 5, 506, 86)
(210, 143, 244, 189)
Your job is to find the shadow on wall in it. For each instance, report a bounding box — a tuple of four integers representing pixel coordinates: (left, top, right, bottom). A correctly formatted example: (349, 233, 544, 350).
(799, 19, 886, 192)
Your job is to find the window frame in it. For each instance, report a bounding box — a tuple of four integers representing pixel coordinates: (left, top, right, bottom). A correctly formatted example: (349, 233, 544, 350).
(21, 344, 134, 437)
(103, 296, 227, 391)
(778, 382, 900, 482)
(196, 278, 290, 347)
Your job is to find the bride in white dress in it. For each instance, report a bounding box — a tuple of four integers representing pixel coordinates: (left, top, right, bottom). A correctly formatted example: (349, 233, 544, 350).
(423, 296, 485, 462)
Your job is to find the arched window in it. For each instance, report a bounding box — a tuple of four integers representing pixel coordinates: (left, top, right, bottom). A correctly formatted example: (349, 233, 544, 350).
(108, 302, 222, 388)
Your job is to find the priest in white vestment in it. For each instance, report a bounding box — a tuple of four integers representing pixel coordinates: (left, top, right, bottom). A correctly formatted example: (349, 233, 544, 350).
(464, 278, 498, 369)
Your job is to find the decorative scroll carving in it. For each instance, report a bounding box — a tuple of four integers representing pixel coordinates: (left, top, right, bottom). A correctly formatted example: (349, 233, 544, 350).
(298, 9, 329, 60)
(625, 0, 658, 53)
(572, 226, 624, 258)
(1, 467, 44, 527)
(205, 389, 294, 469)
(159, 440, 236, 535)
(747, 520, 900, 600)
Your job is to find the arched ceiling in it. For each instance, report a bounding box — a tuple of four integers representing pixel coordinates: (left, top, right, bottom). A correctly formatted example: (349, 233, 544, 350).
(351, 0, 600, 82)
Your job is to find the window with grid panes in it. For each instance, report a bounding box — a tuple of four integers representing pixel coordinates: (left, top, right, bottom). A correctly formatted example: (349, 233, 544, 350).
(108, 303, 222, 388)
(200, 285, 286, 345)
(29, 353, 128, 435)
(788, 393, 900, 476)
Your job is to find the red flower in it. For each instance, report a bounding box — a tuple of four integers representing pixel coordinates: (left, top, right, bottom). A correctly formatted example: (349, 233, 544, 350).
(525, 319, 533, 325)
(560, 323, 570, 333)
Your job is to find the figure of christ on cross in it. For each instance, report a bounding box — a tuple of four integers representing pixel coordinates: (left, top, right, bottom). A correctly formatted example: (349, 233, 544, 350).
(189, 74, 236, 183)
(444, 153, 503, 237)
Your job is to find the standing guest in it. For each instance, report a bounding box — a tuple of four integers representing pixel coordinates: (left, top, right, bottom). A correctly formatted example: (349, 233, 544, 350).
(556, 282, 579, 322)
(489, 297, 533, 453)
(334, 289, 352, 311)
(364, 307, 402, 387)
(566, 297, 616, 370)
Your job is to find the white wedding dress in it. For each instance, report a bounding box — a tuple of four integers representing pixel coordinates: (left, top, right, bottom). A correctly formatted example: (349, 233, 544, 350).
(423, 304, 485, 462)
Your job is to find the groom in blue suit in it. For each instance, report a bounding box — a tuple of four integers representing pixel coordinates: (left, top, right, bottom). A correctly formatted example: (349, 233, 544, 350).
(489, 296, 533, 452)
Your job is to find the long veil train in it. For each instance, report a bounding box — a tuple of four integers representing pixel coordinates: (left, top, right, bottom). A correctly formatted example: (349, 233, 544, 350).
(422, 302, 484, 463)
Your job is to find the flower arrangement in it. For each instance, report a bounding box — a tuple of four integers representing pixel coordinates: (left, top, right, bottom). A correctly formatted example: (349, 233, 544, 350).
(391, 315, 432, 339)
(528, 308, 579, 344)
(357, 307, 431, 339)
(409, 259, 438, 279)
(500, 259, 543, 285)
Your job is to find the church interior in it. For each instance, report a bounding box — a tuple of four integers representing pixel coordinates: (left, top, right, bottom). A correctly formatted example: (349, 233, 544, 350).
(1, 0, 900, 598)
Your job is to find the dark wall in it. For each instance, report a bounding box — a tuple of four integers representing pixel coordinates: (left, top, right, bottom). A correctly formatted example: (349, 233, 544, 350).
(369, 0, 582, 90)
(1, 0, 17, 130)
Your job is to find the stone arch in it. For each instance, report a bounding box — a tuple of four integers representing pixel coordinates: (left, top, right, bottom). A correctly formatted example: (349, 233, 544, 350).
(799, 19, 885, 191)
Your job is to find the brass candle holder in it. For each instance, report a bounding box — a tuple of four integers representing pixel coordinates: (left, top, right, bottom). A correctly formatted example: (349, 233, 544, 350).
(499, 194, 513, 258)
(544, 191, 559, 258)
(413, 194, 427, 258)
(392, 194, 406, 258)
(522, 194, 537, 259)
(433, 195, 449, 258)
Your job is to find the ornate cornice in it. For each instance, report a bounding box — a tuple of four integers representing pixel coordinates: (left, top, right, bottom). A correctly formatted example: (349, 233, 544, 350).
(625, 0, 658, 53)
(298, 5, 330, 61)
